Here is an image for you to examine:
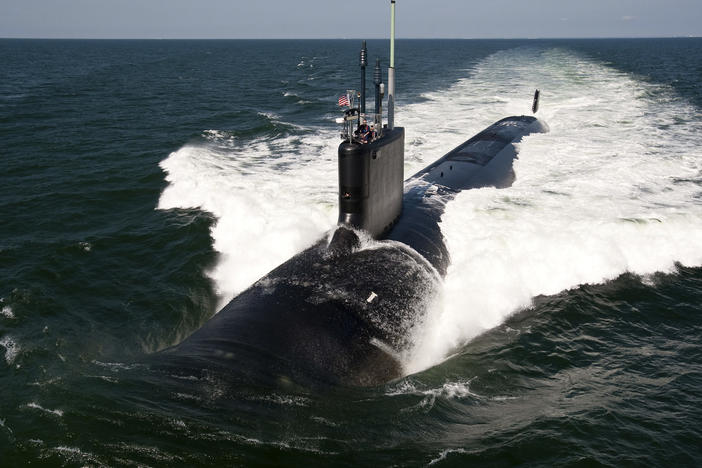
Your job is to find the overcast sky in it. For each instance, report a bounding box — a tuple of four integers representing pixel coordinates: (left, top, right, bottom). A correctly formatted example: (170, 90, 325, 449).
(1, 0, 700, 39)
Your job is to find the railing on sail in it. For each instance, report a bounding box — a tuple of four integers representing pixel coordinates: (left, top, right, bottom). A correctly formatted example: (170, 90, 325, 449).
(338, 111, 383, 144)
(336, 0, 394, 144)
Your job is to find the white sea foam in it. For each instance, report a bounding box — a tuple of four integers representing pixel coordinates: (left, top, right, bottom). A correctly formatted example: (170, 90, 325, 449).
(158, 46, 702, 374)
(387, 379, 479, 400)
(404, 47, 702, 373)
(1, 305, 14, 319)
(390, 379, 481, 413)
(91, 360, 146, 372)
(173, 392, 201, 402)
(25, 402, 64, 417)
(53, 446, 82, 454)
(0, 336, 19, 365)
(428, 448, 469, 466)
(158, 127, 338, 305)
(106, 442, 182, 462)
(249, 393, 311, 407)
(0, 417, 11, 435)
(48, 445, 105, 465)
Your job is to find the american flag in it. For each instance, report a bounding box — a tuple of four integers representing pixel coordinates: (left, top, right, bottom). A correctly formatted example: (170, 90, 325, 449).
(338, 94, 350, 107)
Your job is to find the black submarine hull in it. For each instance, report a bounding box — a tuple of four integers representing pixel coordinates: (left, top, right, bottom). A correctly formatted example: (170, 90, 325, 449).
(157, 116, 548, 386)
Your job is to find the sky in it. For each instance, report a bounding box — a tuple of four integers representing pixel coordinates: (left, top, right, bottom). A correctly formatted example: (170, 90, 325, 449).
(1, 0, 701, 39)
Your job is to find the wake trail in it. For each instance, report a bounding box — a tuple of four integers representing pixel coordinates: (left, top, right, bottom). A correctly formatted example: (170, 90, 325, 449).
(404, 47, 702, 372)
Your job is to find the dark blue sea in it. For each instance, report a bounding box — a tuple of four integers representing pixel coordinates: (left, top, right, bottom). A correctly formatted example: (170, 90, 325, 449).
(1, 38, 702, 466)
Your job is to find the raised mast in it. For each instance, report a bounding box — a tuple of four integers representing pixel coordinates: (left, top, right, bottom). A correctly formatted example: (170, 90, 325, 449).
(373, 57, 383, 133)
(387, 0, 396, 130)
(359, 41, 368, 118)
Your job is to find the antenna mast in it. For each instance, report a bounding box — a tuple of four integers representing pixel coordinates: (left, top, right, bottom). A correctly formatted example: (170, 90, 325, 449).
(387, 0, 396, 130)
(360, 40, 368, 117)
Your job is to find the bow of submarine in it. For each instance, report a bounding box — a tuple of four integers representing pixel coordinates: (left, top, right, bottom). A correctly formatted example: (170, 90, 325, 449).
(157, 236, 437, 387)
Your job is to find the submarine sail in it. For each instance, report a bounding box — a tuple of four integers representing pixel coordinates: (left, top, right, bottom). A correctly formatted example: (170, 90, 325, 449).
(335, 0, 404, 239)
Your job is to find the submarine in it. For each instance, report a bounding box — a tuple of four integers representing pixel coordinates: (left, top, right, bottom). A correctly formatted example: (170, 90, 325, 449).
(157, 1, 548, 386)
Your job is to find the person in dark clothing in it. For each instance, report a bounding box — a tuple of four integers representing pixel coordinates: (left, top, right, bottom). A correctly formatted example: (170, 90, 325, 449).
(358, 119, 371, 143)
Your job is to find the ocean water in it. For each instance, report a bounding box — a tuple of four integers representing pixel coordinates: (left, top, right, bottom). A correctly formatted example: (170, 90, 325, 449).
(1, 38, 701, 466)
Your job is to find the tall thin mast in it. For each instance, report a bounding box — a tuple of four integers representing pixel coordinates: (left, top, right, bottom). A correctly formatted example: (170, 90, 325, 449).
(387, 0, 396, 129)
(360, 41, 367, 117)
(373, 58, 382, 116)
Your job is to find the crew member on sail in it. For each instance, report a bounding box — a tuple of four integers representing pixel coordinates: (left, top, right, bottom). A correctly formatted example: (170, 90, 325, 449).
(358, 119, 371, 143)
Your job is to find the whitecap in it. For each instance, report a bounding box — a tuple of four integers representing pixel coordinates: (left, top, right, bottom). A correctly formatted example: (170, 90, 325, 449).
(0, 305, 14, 319)
(428, 448, 469, 466)
(24, 402, 64, 417)
(0, 336, 19, 364)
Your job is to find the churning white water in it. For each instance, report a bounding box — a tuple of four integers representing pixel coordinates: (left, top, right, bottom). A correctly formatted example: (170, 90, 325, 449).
(158, 128, 338, 305)
(403, 47, 702, 372)
(158, 46, 702, 374)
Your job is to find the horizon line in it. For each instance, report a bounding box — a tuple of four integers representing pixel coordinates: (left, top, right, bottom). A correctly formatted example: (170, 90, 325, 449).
(1, 35, 700, 41)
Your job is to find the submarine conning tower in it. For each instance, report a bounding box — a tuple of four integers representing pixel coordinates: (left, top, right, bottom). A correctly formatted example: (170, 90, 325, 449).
(336, 0, 404, 239)
(337, 127, 405, 238)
